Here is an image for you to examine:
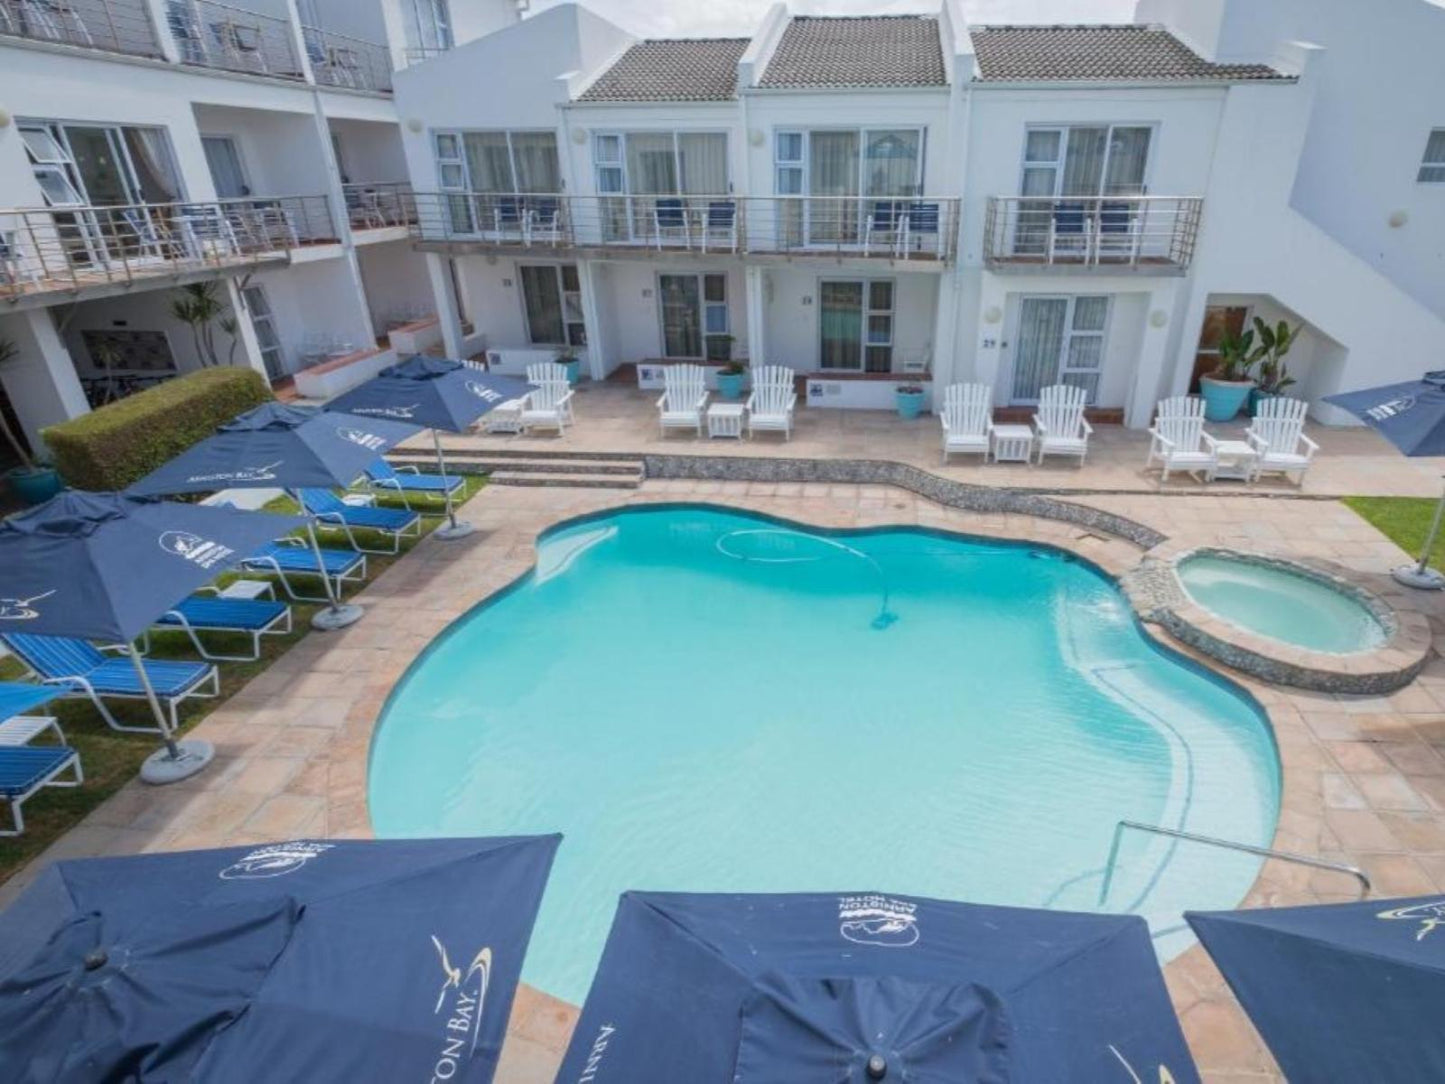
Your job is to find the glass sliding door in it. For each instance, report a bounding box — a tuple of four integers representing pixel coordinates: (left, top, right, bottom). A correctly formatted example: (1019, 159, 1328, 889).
(808, 131, 859, 244)
(658, 274, 702, 358)
(202, 136, 248, 199)
(819, 281, 864, 370)
(1011, 296, 1109, 403)
(520, 264, 585, 347)
(1060, 296, 1109, 403)
(242, 284, 286, 381)
(593, 131, 730, 243)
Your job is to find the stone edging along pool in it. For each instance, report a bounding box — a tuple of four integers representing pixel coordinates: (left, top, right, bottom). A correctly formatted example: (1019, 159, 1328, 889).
(1120, 543, 1432, 695)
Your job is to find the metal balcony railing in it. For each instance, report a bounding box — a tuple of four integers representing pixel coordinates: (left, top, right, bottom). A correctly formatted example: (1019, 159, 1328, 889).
(0, 194, 336, 301)
(343, 182, 415, 229)
(410, 192, 959, 262)
(401, 44, 449, 65)
(0, 0, 164, 57)
(166, 0, 302, 79)
(984, 195, 1203, 272)
(302, 24, 391, 92)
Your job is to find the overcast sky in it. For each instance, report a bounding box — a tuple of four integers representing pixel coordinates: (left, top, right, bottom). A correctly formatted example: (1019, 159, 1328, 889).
(529, 0, 1137, 39)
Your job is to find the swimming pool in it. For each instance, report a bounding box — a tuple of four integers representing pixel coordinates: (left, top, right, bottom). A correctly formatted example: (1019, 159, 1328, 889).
(1177, 553, 1388, 654)
(369, 506, 1280, 1004)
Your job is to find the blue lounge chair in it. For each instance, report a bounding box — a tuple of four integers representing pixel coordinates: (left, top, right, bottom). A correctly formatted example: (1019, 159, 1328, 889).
(240, 538, 367, 603)
(148, 593, 292, 662)
(0, 746, 82, 836)
(905, 200, 941, 255)
(864, 199, 904, 256)
(1, 633, 218, 735)
(1049, 200, 1092, 262)
(292, 488, 421, 554)
(363, 458, 464, 513)
(653, 198, 689, 249)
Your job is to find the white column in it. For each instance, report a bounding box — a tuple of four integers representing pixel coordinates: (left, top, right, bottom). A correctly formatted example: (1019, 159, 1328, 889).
(1168, 284, 1214, 400)
(928, 271, 960, 397)
(971, 272, 1010, 403)
(745, 265, 768, 365)
(282, 0, 318, 84)
(1124, 280, 1183, 428)
(224, 279, 268, 379)
(425, 253, 464, 359)
(0, 309, 90, 450)
(576, 260, 607, 381)
(307, 102, 377, 352)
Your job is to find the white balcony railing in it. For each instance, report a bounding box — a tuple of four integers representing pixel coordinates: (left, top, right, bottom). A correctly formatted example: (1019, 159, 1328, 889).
(343, 182, 415, 230)
(166, 0, 303, 79)
(983, 195, 1203, 272)
(0, 195, 336, 301)
(410, 192, 959, 262)
(0, 0, 164, 56)
(302, 24, 391, 92)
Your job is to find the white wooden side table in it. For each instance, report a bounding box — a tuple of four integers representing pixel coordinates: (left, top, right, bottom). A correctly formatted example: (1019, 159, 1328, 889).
(1211, 440, 1257, 482)
(991, 424, 1034, 463)
(707, 403, 746, 440)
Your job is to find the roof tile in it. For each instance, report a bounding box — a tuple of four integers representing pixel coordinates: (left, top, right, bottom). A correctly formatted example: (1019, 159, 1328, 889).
(578, 38, 750, 103)
(969, 25, 1287, 83)
(759, 16, 947, 89)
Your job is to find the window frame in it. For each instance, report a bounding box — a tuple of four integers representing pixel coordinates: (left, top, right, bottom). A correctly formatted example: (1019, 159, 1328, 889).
(1018, 123, 1157, 198)
(518, 262, 585, 348)
(817, 276, 896, 373)
(1419, 129, 1445, 184)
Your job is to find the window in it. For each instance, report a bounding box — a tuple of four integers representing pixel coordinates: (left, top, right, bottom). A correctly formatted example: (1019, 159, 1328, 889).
(242, 285, 286, 381)
(819, 278, 894, 372)
(657, 272, 727, 358)
(433, 130, 561, 234)
(1419, 130, 1445, 183)
(1011, 295, 1110, 403)
(519, 264, 585, 347)
(1020, 125, 1152, 197)
(20, 121, 181, 207)
(773, 128, 923, 245)
(592, 131, 728, 242)
(404, 0, 452, 55)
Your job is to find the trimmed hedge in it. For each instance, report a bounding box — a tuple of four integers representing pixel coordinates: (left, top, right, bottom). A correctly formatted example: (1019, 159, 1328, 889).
(44, 367, 272, 492)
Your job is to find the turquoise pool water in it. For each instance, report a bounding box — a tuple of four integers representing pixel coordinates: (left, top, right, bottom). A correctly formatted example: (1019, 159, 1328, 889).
(369, 506, 1280, 1003)
(1178, 554, 1387, 654)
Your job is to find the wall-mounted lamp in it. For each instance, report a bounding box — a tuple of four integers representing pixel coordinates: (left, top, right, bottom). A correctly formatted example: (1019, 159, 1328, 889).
(1148, 309, 1169, 329)
(405, 118, 424, 134)
(571, 128, 588, 145)
(748, 129, 765, 147)
(0, 109, 12, 129)
(983, 305, 1003, 324)
(1388, 209, 1409, 229)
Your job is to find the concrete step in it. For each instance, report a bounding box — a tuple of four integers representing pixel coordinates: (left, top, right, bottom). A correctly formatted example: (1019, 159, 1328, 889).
(488, 471, 641, 490)
(392, 455, 642, 477)
(422, 446, 644, 463)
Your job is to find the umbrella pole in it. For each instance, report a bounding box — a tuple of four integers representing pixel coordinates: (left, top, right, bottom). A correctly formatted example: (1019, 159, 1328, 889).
(1393, 480, 1445, 590)
(306, 517, 365, 631)
(130, 644, 214, 785)
(431, 428, 475, 541)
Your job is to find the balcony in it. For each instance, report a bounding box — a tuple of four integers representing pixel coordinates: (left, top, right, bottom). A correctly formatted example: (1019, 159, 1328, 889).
(0, 0, 164, 58)
(302, 24, 391, 93)
(983, 196, 1203, 274)
(410, 193, 959, 265)
(167, 0, 303, 80)
(344, 182, 416, 231)
(0, 195, 336, 304)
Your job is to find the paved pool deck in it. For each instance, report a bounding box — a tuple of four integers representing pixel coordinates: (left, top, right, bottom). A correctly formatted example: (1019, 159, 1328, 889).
(7, 458, 1445, 1081)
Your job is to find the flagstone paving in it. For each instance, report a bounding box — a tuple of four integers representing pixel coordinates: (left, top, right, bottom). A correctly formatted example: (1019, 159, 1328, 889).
(6, 461, 1445, 1081)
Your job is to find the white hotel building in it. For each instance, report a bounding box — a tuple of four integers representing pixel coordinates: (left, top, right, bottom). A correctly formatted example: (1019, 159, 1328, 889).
(0, 0, 1442, 451)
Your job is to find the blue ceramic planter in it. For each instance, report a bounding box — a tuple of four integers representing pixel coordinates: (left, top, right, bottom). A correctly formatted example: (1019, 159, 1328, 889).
(716, 371, 746, 400)
(1199, 377, 1253, 422)
(558, 359, 582, 385)
(6, 467, 62, 506)
(895, 390, 926, 420)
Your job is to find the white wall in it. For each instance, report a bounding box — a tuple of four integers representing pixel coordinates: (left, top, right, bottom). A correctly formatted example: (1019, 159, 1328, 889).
(764, 268, 939, 374)
(329, 119, 409, 185)
(358, 239, 435, 330)
(248, 259, 377, 374)
(595, 261, 749, 362)
(61, 286, 247, 376)
(191, 104, 331, 197)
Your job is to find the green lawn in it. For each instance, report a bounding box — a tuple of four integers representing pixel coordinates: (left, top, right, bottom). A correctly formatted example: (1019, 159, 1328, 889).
(1343, 496, 1442, 571)
(0, 478, 484, 883)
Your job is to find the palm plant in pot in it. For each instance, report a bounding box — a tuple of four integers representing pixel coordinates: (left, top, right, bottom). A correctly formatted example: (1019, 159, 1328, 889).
(715, 357, 747, 400)
(1248, 317, 1299, 415)
(1199, 326, 1257, 422)
(0, 337, 62, 505)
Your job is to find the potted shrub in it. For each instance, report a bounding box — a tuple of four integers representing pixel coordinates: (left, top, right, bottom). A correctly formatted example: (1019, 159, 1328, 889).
(1248, 317, 1299, 414)
(716, 359, 747, 401)
(705, 333, 734, 363)
(554, 346, 582, 386)
(0, 338, 63, 505)
(1199, 327, 1257, 422)
(894, 383, 927, 420)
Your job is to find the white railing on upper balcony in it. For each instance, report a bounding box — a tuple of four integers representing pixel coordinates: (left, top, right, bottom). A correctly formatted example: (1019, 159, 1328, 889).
(0, 0, 164, 56)
(166, 0, 303, 79)
(410, 192, 959, 261)
(0, 195, 336, 300)
(343, 183, 416, 229)
(302, 24, 392, 92)
(983, 195, 1204, 271)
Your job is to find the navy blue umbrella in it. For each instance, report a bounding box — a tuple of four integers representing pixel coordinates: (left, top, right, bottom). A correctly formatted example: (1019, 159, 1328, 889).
(327, 357, 529, 540)
(557, 892, 1199, 1083)
(1188, 895, 1445, 1082)
(0, 491, 306, 781)
(1325, 372, 1445, 588)
(0, 835, 559, 1083)
(127, 403, 420, 629)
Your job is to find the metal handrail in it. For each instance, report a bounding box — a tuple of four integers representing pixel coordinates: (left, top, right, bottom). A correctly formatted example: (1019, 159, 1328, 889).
(0, 0, 163, 57)
(983, 194, 1203, 271)
(301, 23, 392, 92)
(1098, 819, 1371, 908)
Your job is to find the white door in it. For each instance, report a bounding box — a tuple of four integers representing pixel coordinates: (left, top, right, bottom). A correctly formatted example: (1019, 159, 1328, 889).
(202, 136, 249, 199)
(1009, 295, 1109, 404)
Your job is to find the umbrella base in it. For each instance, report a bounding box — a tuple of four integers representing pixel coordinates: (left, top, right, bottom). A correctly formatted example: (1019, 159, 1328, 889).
(434, 520, 476, 541)
(311, 603, 365, 631)
(141, 740, 214, 785)
(1393, 565, 1445, 590)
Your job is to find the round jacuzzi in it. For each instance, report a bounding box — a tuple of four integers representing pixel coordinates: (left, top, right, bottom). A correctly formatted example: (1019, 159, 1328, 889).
(1175, 552, 1389, 654)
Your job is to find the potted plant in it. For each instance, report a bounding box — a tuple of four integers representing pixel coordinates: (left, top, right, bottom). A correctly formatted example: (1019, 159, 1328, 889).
(1199, 326, 1257, 422)
(895, 383, 927, 420)
(554, 346, 582, 386)
(705, 332, 734, 364)
(1248, 317, 1299, 414)
(715, 358, 747, 400)
(0, 338, 63, 505)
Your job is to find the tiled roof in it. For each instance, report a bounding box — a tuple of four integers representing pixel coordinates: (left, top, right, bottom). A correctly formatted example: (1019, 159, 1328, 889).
(759, 16, 947, 89)
(578, 38, 750, 102)
(969, 25, 1288, 83)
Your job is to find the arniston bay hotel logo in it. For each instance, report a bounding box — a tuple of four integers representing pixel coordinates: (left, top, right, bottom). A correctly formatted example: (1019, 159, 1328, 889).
(428, 935, 492, 1082)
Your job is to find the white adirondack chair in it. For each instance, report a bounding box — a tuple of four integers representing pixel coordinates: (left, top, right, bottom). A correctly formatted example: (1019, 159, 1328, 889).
(939, 383, 994, 463)
(519, 361, 575, 435)
(1032, 384, 1093, 465)
(657, 364, 709, 438)
(747, 365, 798, 440)
(1147, 396, 1220, 481)
(1246, 396, 1319, 484)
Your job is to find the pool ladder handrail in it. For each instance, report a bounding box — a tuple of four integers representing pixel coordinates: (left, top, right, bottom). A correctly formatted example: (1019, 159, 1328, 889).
(1098, 819, 1372, 908)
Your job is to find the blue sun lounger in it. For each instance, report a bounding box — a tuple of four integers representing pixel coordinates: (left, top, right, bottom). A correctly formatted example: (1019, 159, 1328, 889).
(292, 488, 422, 554)
(0, 683, 82, 836)
(1, 633, 218, 735)
(363, 458, 464, 513)
(148, 593, 292, 662)
(240, 538, 367, 604)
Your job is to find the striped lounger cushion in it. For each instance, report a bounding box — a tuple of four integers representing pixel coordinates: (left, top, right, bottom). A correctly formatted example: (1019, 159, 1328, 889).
(0, 746, 76, 798)
(157, 598, 288, 631)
